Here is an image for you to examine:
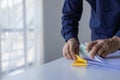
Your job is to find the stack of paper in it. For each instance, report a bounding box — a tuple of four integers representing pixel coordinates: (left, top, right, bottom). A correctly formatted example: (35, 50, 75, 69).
(72, 43, 120, 71)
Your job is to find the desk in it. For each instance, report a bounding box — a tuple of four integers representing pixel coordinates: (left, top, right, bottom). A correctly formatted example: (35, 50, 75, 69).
(38, 57, 120, 80)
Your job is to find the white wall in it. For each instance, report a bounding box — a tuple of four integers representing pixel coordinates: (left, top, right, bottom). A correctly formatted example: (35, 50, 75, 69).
(43, 0, 64, 63)
(79, 1, 91, 43)
(43, 0, 91, 63)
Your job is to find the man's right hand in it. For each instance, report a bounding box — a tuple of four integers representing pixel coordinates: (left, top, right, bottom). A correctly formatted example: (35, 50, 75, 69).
(63, 38, 79, 60)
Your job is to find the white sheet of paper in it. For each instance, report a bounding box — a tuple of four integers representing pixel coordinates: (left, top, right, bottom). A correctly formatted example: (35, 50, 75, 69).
(80, 44, 120, 71)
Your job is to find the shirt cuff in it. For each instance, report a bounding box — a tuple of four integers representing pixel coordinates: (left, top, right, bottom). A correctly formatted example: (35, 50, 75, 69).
(64, 33, 78, 42)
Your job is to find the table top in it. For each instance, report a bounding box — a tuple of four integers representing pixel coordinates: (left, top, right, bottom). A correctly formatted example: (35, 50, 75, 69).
(37, 57, 120, 80)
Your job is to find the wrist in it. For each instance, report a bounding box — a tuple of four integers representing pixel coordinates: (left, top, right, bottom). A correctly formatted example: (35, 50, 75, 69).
(112, 36, 120, 49)
(67, 38, 80, 44)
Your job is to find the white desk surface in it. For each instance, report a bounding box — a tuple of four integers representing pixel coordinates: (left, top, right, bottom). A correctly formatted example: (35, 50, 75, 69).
(37, 57, 120, 80)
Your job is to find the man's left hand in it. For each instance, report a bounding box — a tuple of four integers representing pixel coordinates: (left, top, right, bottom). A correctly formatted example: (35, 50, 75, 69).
(86, 36, 120, 59)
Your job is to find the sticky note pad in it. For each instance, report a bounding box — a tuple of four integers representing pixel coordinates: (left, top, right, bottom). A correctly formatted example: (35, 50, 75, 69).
(72, 55, 87, 68)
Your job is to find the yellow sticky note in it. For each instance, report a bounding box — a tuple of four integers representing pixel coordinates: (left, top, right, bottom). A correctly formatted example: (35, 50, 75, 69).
(72, 55, 87, 68)
(75, 55, 87, 64)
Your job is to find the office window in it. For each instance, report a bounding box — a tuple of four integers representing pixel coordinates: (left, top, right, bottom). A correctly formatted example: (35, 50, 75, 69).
(0, 0, 36, 78)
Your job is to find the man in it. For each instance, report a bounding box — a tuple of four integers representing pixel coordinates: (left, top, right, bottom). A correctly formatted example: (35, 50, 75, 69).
(61, 0, 120, 60)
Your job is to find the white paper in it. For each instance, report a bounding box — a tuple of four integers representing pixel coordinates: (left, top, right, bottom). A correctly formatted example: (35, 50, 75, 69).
(80, 44, 120, 71)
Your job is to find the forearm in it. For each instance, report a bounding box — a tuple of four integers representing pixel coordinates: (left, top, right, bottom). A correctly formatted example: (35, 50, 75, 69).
(61, 0, 83, 42)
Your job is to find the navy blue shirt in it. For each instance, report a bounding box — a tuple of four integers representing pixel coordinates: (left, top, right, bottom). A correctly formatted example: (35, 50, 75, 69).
(61, 0, 120, 41)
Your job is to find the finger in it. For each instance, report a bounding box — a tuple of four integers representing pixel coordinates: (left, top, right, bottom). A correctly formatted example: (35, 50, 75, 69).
(66, 54, 72, 60)
(97, 47, 105, 56)
(101, 51, 108, 58)
(66, 44, 72, 60)
(63, 44, 66, 56)
(75, 46, 79, 55)
(63, 52, 69, 59)
(63, 44, 68, 59)
(70, 44, 76, 60)
(73, 47, 79, 60)
(63, 44, 72, 60)
(86, 41, 98, 52)
(90, 43, 102, 59)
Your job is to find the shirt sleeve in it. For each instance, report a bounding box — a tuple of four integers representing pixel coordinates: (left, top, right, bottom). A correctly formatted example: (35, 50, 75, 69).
(61, 0, 83, 42)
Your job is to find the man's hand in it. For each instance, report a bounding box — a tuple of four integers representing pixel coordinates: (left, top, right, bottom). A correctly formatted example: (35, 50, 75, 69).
(86, 36, 120, 59)
(63, 38, 79, 60)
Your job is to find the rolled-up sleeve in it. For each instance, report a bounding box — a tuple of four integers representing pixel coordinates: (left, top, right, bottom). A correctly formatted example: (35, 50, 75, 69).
(61, 0, 83, 42)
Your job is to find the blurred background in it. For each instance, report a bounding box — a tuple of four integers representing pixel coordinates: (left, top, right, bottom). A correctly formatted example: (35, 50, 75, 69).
(0, 0, 91, 80)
